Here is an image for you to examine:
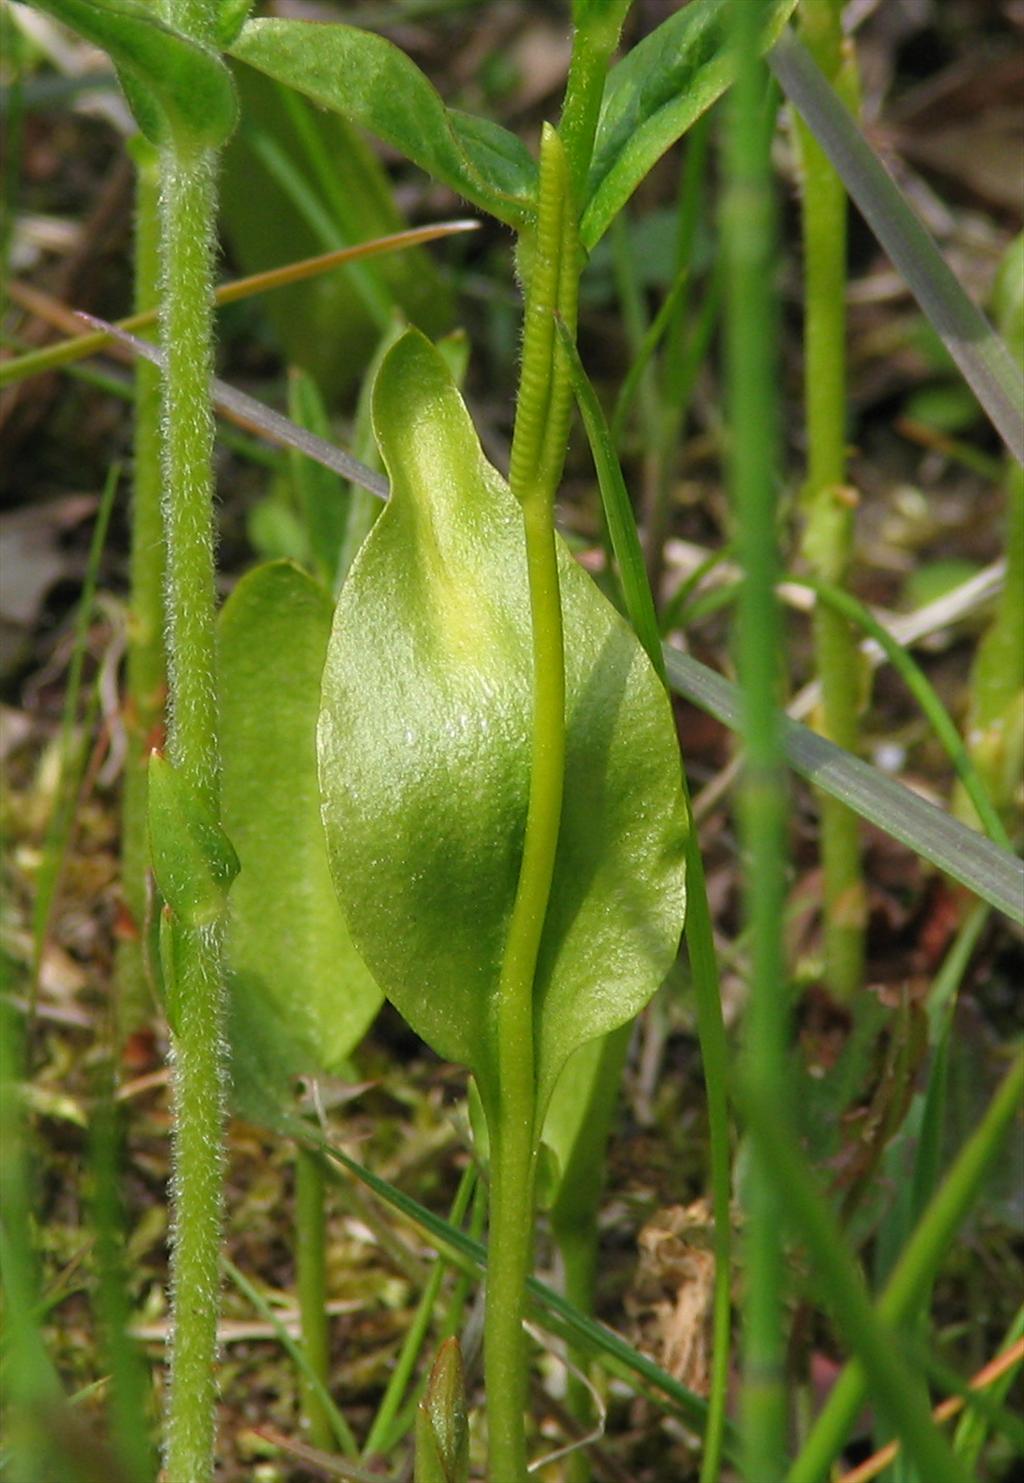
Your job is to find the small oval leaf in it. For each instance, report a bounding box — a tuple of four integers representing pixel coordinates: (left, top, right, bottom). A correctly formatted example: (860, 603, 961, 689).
(148, 753, 239, 927)
(22, 0, 237, 151)
(318, 330, 686, 1113)
(219, 561, 382, 1090)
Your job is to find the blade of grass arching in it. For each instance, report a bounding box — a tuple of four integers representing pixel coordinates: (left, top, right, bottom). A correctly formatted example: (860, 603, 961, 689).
(262, 1107, 732, 1450)
(78, 316, 390, 499)
(544, 320, 734, 1482)
(32, 464, 120, 993)
(953, 1306, 1024, 1469)
(362, 1163, 477, 1460)
(792, 577, 1013, 851)
(222, 1256, 359, 1458)
(742, 1087, 972, 1483)
(768, 30, 1024, 465)
(787, 1047, 1024, 1483)
(662, 648, 1024, 926)
(660, 541, 734, 636)
(722, 2, 789, 1477)
(0, 221, 478, 389)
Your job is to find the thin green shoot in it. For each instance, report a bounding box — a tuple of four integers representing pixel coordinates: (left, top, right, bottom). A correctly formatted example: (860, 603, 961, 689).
(222, 1255, 360, 1458)
(792, 577, 1013, 851)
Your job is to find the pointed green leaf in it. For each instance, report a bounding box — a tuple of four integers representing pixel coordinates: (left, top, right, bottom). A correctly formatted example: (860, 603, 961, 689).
(230, 19, 536, 228)
(581, 0, 796, 248)
(318, 330, 686, 1113)
(148, 754, 239, 927)
(219, 561, 382, 1094)
(20, 0, 237, 150)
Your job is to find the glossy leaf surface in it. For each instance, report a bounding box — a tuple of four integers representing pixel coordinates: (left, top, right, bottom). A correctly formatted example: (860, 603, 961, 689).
(415, 1339, 469, 1483)
(219, 562, 381, 1090)
(22, 0, 237, 150)
(318, 330, 686, 1114)
(230, 20, 536, 228)
(581, 0, 796, 248)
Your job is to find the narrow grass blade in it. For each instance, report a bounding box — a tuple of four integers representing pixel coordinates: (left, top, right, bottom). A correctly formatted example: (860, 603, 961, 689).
(609, 263, 689, 448)
(222, 1256, 359, 1458)
(663, 647, 1024, 925)
(769, 30, 1024, 464)
(79, 315, 389, 499)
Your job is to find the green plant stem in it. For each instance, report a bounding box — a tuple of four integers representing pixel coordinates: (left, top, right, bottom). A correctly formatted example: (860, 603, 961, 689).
(118, 138, 166, 1037)
(787, 1046, 1024, 1483)
(157, 5, 228, 1474)
(296, 1145, 333, 1452)
(722, 2, 788, 1477)
(486, 124, 578, 1483)
(558, 0, 632, 201)
(796, 0, 864, 1003)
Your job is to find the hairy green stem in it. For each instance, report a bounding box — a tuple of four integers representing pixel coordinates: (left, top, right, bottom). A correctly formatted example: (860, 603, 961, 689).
(486, 124, 578, 1483)
(722, 1, 788, 1476)
(118, 138, 166, 1037)
(157, 3, 228, 1472)
(796, 0, 865, 1001)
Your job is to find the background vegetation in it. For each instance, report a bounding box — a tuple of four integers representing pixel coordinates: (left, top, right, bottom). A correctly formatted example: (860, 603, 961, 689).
(1, 1, 1021, 1480)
